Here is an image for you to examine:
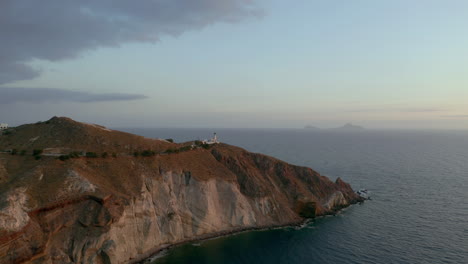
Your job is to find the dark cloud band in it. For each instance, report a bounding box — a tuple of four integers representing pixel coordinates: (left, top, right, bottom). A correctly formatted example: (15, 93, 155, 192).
(0, 0, 262, 85)
(0, 87, 148, 103)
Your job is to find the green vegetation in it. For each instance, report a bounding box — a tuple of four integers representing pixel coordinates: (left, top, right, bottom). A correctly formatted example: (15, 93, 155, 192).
(201, 143, 212, 149)
(141, 150, 156, 157)
(11, 149, 18, 155)
(166, 138, 174, 143)
(165, 148, 177, 154)
(2, 130, 12, 135)
(58, 155, 70, 161)
(193, 140, 213, 149)
(132, 150, 157, 157)
(32, 149, 43, 160)
(20, 150, 27, 156)
(69, 151, 81, 158)
(101, 152, 108, 158)
(33, 149, 43, 156)
(164, 145, 194, 154)
(85, 152, 98, 158)
(112, 153, 117, 158)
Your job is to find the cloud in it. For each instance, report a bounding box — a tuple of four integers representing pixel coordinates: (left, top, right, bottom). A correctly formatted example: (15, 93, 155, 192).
(440, 115, 468, 118)
(0, 87, 148, 103)
(346, 107, 443, 113)
(0, 0, 262, 84)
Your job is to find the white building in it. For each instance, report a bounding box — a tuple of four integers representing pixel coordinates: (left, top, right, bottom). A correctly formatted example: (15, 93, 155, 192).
(0, 123, 8, 130)
(202, 132, 219, 145)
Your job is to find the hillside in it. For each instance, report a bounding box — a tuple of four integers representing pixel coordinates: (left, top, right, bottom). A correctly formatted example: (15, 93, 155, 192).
(0, 117, 362, 264)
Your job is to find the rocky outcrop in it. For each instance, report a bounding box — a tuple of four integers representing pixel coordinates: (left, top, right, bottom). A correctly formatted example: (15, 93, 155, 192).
(0, 117, 362, 264)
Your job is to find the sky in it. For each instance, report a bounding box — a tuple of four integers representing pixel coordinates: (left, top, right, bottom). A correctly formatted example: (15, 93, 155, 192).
(1, 0, 467, 129)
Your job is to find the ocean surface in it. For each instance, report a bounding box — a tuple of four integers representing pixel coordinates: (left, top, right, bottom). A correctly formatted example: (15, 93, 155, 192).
(119, 128, 468, 264)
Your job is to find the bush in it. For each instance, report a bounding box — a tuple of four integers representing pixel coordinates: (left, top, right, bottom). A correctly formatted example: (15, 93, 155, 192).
(141, 150, 156, 157)
(165, 148, 176, 154)
(34, 155, 42, 160)
(11, 149, 18, 155)
(166, 138, 174, 143)
(20, 150, 27, 156)
(69, 151, 81, 158)
(85, 152, 98, 158)
(101, 152, 108, 158)
(133, 151, 140, 157)
(59, 155, 70, 161)
(194, 140, 203, 146)
(2, 130, 12, 136)
(201, 143, 211, 149)
(112, 153, 117, 158)
(33, 149, 43, 156)
(179, 146, 192, 152)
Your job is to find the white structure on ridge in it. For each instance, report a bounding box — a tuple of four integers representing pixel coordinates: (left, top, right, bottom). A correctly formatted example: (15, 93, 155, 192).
(0, 123, 8, 130)
(203, 132, 219, 145)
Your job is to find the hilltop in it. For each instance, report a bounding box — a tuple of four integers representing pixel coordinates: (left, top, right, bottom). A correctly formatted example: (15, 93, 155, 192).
(0, 117, 362, 264)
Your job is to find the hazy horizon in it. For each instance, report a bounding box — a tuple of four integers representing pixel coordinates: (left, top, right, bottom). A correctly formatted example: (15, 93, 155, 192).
(1, 1, 467, 130)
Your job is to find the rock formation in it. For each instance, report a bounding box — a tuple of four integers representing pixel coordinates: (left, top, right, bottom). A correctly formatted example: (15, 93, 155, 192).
(0, 117, 362, 264)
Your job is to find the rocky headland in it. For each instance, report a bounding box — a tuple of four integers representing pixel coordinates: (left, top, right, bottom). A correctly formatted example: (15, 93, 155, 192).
(0, 117, 363, 264)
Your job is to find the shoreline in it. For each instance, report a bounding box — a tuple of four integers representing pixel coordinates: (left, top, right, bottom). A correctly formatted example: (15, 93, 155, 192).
(132, 201, 362, 264)
(131, 221, 304, 264)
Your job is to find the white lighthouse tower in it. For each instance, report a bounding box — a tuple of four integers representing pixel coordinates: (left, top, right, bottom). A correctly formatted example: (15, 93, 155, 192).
(202, 132, 219, 145)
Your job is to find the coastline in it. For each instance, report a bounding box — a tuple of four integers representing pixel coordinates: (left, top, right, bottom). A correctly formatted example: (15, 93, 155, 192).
(133, 201, 362, 264)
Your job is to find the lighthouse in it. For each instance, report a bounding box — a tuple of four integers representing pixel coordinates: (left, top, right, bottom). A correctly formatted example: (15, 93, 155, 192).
(202, 132, 220, 145)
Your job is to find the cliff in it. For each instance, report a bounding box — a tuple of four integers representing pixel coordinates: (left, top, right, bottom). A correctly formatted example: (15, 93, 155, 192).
(0, 117, 362, 264)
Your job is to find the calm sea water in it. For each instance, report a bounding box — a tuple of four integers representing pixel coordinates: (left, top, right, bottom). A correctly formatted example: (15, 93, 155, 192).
(120, 128, 468, 264)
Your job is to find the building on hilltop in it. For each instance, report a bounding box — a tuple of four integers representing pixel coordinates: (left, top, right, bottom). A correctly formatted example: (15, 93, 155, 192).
(0, 123, 8, 130)
(202, 132, 219, 145)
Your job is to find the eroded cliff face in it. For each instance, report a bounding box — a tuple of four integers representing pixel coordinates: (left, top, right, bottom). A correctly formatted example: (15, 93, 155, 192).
(0, 117, 362, 264)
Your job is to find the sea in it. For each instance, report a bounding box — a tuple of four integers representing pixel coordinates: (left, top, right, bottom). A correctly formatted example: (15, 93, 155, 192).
(119, 128, 468, 264)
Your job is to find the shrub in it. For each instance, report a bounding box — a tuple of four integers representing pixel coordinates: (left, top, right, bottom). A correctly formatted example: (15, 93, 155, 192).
(194, 140, 203, 146)
(33, 149, 43, 156)
(85, 152, 98, 158)
(69, 151, 81, 158)
(133, 151, 140, 157)
(34, 155, 42, 160)
(112, 153, 117, 158)
(166, 138, 174, 143)
(11, 149, 18, 155)
(101, 152, 108, 158)
(141, 150, 156, 157)
(201, 143, 211, 149)
(165, 148, 175, 154)
(179, 146, 192, 152)
(20, 150, 27, 156)
(59, 155, 70, 161)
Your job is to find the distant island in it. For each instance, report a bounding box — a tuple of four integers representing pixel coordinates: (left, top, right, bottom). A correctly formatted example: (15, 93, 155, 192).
(0, 117, 363, 263)
(304, 123, 365, 130)
(334, 123, 365, 130)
